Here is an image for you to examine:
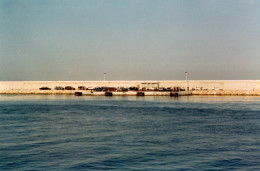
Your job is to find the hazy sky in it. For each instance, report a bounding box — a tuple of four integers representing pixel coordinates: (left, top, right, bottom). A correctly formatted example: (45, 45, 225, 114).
(1, 0, 260, 81)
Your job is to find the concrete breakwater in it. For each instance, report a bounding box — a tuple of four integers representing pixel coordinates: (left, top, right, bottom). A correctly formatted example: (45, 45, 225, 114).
(0, 90, 192, 96)
(1, 89, 260, 96)
(1, 80, 260, 96)
(192, 90, 260, 96)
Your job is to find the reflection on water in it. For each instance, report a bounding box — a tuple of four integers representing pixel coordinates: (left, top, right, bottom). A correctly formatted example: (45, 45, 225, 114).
(1, 94, 260, 102)
(0, 95, 259, 170)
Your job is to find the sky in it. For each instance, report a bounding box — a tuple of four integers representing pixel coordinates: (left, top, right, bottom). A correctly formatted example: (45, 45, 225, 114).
(0, 0, 260, 81)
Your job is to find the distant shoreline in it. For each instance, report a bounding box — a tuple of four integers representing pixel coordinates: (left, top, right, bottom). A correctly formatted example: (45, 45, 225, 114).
(1, 80, 260, 96)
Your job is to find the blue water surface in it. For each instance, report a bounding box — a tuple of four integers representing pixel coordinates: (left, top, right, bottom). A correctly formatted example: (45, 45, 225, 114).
(0, 95, 259, 170)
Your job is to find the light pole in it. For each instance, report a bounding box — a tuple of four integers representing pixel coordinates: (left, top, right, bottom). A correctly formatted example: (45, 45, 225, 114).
(104, 73, 107, 81)
(185, 72, 189, 91)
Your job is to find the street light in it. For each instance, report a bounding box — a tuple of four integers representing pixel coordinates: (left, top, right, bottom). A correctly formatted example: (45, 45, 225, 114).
(185, 72, 189, 91)
(185, 72, 188, 81)
(104, 73, 107, 81)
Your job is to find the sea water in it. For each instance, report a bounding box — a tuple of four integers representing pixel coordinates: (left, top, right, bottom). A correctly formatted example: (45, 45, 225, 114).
(0, 95, 259, 170)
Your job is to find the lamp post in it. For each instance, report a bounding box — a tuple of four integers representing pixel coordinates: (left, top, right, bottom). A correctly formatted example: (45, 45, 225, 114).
(104, 73, 107, 81)
(185, 72, 189, 91)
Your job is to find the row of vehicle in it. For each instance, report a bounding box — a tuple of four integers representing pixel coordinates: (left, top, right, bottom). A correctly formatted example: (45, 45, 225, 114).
(39, 86, 75, 90)
(39, 86, 223, 91)
(192, 87, 223, 91)
(39, 86, 138, 91)
(39, 86, 186, 91)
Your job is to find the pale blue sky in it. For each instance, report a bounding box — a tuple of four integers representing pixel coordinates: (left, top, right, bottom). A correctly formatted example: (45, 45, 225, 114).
(0, 0, 259, 81)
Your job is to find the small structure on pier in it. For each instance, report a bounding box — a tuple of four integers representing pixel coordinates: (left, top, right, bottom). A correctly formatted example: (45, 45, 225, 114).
(140, 82, 159, 90)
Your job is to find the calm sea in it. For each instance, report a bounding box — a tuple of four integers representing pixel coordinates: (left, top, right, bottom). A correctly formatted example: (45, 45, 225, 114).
(0, 95, 259, 170)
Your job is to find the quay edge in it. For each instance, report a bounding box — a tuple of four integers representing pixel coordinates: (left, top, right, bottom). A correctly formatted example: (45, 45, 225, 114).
(1, 80, 260, 96)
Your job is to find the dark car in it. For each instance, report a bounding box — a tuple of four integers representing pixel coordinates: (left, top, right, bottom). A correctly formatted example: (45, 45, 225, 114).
(39, 87, 51, 90)
(54, 86, 64, 90)
(101, 87, 109, 91)
(129, 87, 139, 91)
(95, 87, 104, 91)
(65, 86, 75, 90)
(159, 87, 167, 91)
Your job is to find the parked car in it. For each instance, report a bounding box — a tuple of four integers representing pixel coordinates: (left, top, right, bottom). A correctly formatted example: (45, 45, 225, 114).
(65, 86, 75, 90)
(54, 86, 64, 90)
(166, 87, 173, 91)
(106, 87, 117, 91)
(78, 86, 87, 90)
(117, 87, 128, 92)
(159, 87, 167, 91)
(180, 88, 186, 91)
(94, 87, 117, 92)
(173, 87, 181, 92)
(39, 87, 51, 90)
(129, 87, 139, 91)
(95, 87, 105, 91)
(101, 87, 109, 91)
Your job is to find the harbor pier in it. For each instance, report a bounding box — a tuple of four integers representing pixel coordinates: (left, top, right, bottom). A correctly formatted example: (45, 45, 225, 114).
(0, 80, 260, 96)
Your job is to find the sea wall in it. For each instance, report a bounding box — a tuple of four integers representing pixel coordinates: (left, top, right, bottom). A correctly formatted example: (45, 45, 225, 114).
(1, 80, 260, 95)
(1, 80, 260, 90)
(192, 90, 260, 96)
(0, 89, 192, 96)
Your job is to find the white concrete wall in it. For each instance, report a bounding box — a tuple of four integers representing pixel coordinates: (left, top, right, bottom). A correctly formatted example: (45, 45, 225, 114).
(1, 80, 260, 91)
